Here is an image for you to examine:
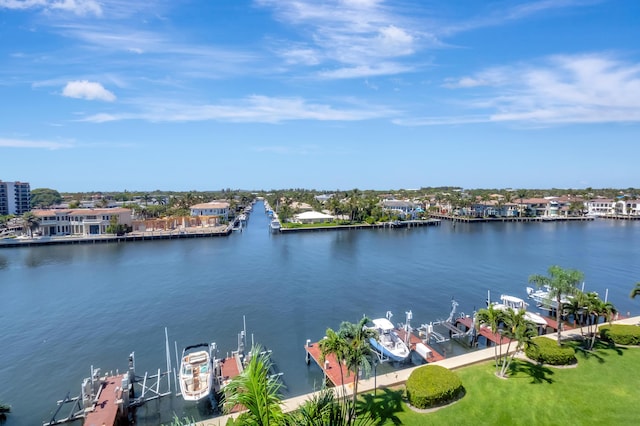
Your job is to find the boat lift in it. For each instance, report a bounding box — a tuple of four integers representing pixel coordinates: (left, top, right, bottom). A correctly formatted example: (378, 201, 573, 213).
(44, 328, 173, 426)
(418, 299, 475, 345)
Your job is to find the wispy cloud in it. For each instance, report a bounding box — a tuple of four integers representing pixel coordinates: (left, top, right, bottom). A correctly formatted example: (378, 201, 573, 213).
(0, 137, 74, 149)
(441, 0, 599, 36)
(0, 0, 103, 16)
(255, 0, 426, 79)
(80, 95, 397, 123)
(398, 53, 640, 126)
(62, 80, 116, 101)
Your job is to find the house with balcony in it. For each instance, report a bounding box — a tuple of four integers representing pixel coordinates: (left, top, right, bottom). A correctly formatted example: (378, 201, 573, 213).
(32, 208, 133, 236)
(190, 201, 230, 223)
(585, 199, 616, 216)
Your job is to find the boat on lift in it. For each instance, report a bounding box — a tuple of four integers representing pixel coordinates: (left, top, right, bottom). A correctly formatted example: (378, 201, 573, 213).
(367, 312, 411, 362)
(492, 294, 548, 328)
(179, 343, 215, 402)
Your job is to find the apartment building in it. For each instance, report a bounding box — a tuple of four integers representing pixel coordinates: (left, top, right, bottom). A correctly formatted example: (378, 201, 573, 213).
(0, 180, 31, 215)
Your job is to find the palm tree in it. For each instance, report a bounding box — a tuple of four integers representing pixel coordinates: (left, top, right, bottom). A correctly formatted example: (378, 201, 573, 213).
(562, 291, 588, 336)
(529, 265, 584, 346)
(517, 189, 527, 217)
(475, 304, 505, 373)
(319, 317, 377, 425)
(498, 308, 537, 377)
(21, 212, 40, 237)
(319, 328, 348, 399)
(584, 292, 617, 350)
(287, 387, 376, 426)
(630, 282, 640, 299)
(223, 345, 285, 425)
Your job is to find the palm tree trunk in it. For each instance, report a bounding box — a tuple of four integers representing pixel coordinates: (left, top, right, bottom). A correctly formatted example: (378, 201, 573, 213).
(556, 295, 562, 345)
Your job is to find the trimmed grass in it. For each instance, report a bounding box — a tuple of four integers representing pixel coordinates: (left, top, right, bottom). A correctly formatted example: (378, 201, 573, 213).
(373, 342, 638, 425)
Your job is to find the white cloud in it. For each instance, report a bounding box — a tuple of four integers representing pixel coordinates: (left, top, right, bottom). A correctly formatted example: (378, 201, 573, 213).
(256, 0, 424, 78)
(0, 0, 102, 16)
(318, 63, 411, 79)
(62, 80, 116, 101)
(0, 137, 73, 149)
(81, 95, 396, 123)
(409, 54, 640, 126)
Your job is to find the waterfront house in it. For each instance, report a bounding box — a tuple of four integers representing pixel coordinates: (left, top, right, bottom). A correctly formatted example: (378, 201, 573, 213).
(190, 201, 230, 222)
(381, 199, 419, 219)
(293, 211, 335, 224)
(33, 208, 133, 236)
(585, 199, 616, 216)
(614, 199, 640, 216)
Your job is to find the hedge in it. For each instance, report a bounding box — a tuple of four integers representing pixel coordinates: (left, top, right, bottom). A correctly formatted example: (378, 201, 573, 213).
(599, 324, 640, 346)
(525, 336, 576, 365)
(405, 365, 464, 409)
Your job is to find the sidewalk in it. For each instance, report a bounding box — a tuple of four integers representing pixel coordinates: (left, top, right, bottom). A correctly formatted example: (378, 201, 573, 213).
(197, 316, 640, 425)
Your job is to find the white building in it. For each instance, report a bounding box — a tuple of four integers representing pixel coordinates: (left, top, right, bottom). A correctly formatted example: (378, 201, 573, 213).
(293, 211, 335, 224)
(33, 208, 133, 236)
(190, 201, 230, 222)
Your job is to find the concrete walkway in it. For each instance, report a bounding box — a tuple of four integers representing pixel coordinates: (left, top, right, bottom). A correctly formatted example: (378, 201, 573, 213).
(196, 316, 640, 425)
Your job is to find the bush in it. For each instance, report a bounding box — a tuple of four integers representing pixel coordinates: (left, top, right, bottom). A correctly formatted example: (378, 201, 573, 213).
(405, 365, 464, 409)
(599, 324, 640, 345)
(525, 337, 576, 365)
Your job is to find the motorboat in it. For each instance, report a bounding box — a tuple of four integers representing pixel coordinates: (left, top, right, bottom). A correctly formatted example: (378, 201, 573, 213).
(367, 313, 411, 362)
(179, 343, 215, 402)
(492, 294, 548, 327)
(269, 219, 281, 233)
(526, 285, 572, 311)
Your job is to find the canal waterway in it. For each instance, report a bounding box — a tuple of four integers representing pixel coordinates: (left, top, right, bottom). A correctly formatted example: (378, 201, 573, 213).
(1, 200, 639, 425)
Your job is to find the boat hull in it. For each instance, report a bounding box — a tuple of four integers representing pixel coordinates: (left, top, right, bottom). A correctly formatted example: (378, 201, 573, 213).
(179, 347, 214, 403)
(369, 337, 410, 362)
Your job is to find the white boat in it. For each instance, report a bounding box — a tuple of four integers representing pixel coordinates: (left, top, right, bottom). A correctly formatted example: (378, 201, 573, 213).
(526, 285, 572, 311)
(367, 313, 411, 362)
(269, 219, 281, 233)
(492, 294, 548, 327)
(179, 343, 215, 402)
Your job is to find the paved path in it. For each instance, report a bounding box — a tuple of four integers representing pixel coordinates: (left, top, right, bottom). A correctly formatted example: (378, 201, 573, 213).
(196, 316, 640, 425)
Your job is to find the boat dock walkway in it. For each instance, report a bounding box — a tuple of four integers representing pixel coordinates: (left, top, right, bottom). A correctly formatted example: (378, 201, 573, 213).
(83, 374, 125, 426)
(197, 316, 640, 425)
(455, 317, 513, 345)
(304, 341, 351, 388)
(394, 328, 445, 362)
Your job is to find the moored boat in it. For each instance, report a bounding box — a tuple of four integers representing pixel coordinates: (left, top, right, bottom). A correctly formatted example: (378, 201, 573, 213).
(367, 313, 411, 362)
(269, 219, 281, 233)
(492, 294, 548, 327)
(179, 343, 215, 402)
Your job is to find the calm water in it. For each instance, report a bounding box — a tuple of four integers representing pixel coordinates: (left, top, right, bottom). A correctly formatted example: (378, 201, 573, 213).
(1, 202, 639, 425)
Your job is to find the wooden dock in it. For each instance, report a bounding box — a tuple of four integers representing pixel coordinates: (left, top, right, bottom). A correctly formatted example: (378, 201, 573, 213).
(456, 317, 512, 346)
(304, 328, 445, 388)
(394, 329, 445, 362)
(304, 341, 352, 388)
(83, 374, 125, 426)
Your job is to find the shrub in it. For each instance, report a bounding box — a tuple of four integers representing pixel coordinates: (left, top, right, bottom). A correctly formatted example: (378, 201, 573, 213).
(599, 324, 640, 345)
(525, 336, 576, 365)
(405, 365, 464, 409)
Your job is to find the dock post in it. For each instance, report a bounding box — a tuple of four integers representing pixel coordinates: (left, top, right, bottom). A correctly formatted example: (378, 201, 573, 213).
(305, 339, 311, 365)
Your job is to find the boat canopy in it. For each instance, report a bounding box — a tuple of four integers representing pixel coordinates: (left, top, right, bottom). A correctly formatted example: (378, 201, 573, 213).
(371, 318, 395, 331)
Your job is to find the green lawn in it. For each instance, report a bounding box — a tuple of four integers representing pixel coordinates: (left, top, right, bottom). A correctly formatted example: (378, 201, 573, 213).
(365, 342, 638, 425)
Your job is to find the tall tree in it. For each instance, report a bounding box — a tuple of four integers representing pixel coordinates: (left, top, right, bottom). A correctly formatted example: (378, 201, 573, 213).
(223, 345, 285, 425)
(21, 212, 40, 237)
(529, 265, 584, 346)
(319, 317, 377, 425)
(498, 308, 537, 377)
(475, 304, 505, 373)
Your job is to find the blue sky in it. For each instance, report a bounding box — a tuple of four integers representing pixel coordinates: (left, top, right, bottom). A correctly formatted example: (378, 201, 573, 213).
(1, 0, 639, 192)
